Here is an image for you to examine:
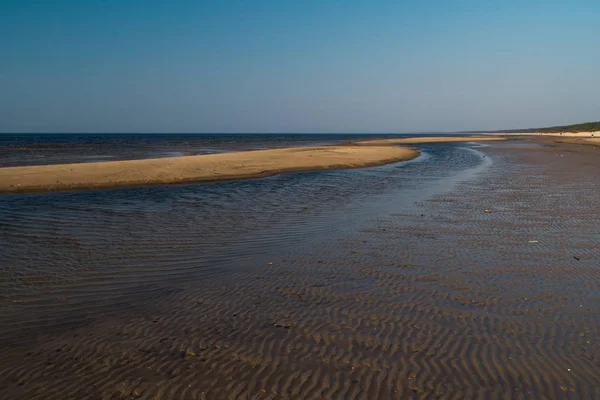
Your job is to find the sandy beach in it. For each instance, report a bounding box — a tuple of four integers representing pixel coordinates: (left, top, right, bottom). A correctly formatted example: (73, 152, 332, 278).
(353, 136, 506, 146)
(490, 131, 599, 139)
(529, 131, 598, 137)
(3, 0, 599, 397)
(0, 136, 504, 194)
(1, 137, 599, 399)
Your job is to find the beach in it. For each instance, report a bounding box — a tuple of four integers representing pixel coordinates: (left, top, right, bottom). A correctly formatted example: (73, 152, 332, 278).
(0, 136, 503, 194)
(1, 137, 598, 399)
(352, 136, 505, 146)
(489, 131, 599, 140)
(3, 0, 599, 397)
(523, 131, 598, 137)
(517, 134, 600, 147)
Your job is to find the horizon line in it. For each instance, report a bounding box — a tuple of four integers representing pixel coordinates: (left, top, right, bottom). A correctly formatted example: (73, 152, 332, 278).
(0, 131, 469, 135)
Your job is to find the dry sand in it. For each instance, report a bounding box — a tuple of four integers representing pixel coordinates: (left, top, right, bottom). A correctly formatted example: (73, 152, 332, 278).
(534, 131, 599, 137)
(0, 145, 419, 194)
(493, 131, 600, 138)
(353, 136, 506, 146)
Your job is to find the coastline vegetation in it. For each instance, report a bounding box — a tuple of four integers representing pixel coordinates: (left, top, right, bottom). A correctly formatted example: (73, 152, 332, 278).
(465, 121, 600, 133)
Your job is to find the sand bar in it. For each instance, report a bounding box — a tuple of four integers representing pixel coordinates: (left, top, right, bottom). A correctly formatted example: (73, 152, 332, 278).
(0, 145, 419, 194)
(353, 136, 506, 146)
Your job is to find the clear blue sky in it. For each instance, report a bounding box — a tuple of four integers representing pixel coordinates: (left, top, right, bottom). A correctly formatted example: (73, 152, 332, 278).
(1, 0, 599, 133)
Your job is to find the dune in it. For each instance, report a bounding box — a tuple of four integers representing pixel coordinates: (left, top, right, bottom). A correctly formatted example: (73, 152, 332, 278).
(0, 145, 419, 194)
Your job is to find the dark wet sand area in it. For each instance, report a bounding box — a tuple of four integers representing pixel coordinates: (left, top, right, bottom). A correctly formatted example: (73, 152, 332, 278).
(0, 139, 599, 399)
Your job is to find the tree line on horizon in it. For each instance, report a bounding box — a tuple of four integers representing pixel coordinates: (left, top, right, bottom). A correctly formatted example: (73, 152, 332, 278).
(464, 121, 600, 133)
(497, 121, 600, 133)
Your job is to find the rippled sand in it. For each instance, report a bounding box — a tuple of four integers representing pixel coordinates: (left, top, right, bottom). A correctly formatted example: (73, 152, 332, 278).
(0, 139, 599, 399)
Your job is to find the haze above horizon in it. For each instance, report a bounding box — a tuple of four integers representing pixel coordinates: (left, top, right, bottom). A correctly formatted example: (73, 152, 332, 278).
(1, 1, 599, 134)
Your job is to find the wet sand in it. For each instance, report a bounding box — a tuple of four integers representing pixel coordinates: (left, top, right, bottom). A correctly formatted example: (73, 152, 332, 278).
(0, 145, 419, 194)
(493, 132, 600, 146)
(529, 135, 600, 148)
(568, 137, 600, 146)
(0, 138, 599, 399)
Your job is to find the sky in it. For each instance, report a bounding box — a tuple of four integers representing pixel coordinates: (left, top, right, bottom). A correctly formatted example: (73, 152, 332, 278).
(1, 0, 599, 133)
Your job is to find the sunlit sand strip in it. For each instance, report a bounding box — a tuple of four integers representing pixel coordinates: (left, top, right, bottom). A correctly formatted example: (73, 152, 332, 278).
(352, 136, 506, 146)
(0, 145, 419, 194)
(491, 131, 600, 139)
(522, 131, 598, 137)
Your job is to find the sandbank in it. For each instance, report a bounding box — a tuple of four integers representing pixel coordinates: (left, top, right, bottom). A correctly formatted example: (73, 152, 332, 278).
(0, 145, 419, 194)
(353, 136, 506, 146)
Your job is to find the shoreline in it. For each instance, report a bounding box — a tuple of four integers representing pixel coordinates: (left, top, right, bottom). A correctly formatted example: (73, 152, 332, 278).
(487, 131, 599, 138)
(0, 136, 505, 194)
(486, 131, 600, 147)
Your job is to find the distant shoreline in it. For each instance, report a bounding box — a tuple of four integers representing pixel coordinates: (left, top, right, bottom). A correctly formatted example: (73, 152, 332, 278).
(463, 120, 600, 135)
(486, 131, 600, 146)
(486, 131, 599, 137)
(0, 136, 504, 194)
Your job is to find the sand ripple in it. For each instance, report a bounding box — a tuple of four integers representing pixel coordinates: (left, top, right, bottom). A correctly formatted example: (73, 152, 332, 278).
(1, 141, 599, 399)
